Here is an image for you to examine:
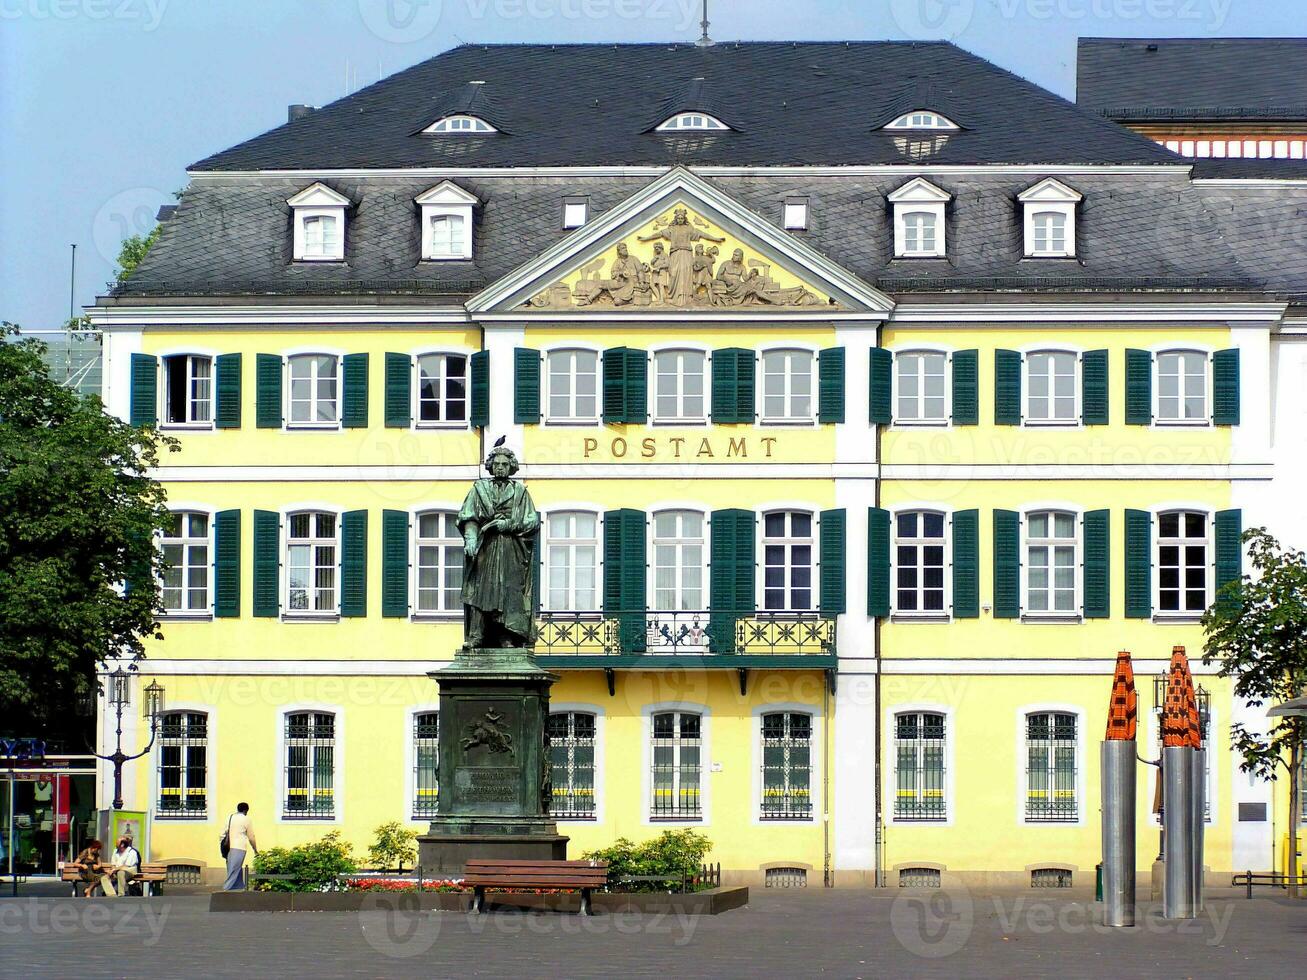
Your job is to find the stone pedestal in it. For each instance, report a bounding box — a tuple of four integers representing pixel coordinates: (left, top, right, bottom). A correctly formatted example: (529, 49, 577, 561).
(417, 647, 569, 876)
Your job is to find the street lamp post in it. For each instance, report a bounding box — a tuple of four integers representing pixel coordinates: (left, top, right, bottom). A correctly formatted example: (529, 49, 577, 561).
(94, 662, 165, 811)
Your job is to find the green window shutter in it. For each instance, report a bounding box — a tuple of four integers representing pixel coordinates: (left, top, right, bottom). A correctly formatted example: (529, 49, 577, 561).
(129, 353, 157, 426)
(255, 354, 283, 429)
(1081, 350, 1108, 425)
(1214, 508, 1243, 592)
(993, 350, 1022, 426)
(214, 353, 242, 429)
(951, 350, 978, 426)
(1213, 348, 1240, 426)
(342, 353, 369, 428)
(867, 506, 890, 618)
(602, 347, 627, 424)
(514, 348, 541, 424)
(868, 347, 892, 425)
(625, 348, 647, 423)
(992, 509, 1020, 618)
(252, 510, 280, 617)
(213, 509, 241, 618)
(381, 509, 410, 618)
(709, 509, 755, 652)
(384, 353, 411, 428)
(603, 509, 646, 651)
(469, 350, 490, 428)
(711, 348, 754, 424)
(818, 348, 846, 424)
(1082, 509, 1110, 619)
(1124, 508, 1152, 618)
(1125, 349, 1152, 425)
(819, 508, 847, 614)
(952, 509, 979, 618)
(340, 509, 368, 617)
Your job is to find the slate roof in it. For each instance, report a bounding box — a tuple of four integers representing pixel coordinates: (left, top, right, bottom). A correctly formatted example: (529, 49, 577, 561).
(1191, 180, 1307, 301)
(113, 171, 1259, 300)
(1077, 38, 1307, 122)
(192, 42, 1177, 170)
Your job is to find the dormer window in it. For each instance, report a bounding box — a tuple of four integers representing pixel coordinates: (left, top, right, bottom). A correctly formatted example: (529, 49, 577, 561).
(287, 183, 349, 262)
(563, 198, 589, 229)
(415, 181, 478, 261)
(783, 197, 810, 231)
(424, 114, 496, 134)
(1018, 178, 1082, 258)
(884, 111, 959, 131)
(656, 112, 729, 132)
(887, 177, 950, 258)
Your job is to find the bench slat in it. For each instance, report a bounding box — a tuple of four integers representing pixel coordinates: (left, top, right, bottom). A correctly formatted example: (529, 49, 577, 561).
(465, 875, 607, 885)
(464, 860, 604, 869)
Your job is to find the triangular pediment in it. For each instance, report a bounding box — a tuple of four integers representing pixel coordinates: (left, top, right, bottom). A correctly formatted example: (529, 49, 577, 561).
(467, 168, 893, 315)
(286, 182, 350, 208)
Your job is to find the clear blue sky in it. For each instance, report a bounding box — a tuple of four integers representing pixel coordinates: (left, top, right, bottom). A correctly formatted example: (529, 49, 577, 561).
(2, 0, 1304, 330)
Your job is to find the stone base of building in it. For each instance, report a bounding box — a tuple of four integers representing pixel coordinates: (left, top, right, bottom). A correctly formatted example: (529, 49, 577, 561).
(418, 816, 569, 876)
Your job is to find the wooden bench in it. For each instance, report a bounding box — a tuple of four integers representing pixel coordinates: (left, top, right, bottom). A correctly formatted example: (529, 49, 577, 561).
(463, 859, 609, 915)
(61, 863, 168, 897)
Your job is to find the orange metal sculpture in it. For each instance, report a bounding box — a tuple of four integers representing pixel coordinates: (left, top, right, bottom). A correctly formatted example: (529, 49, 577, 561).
(1161, 646, 1203, 748)
(1105, 650, 1138, 741)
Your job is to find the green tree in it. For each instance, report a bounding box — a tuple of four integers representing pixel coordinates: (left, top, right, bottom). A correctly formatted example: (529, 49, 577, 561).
(367, 821, 417, 872)
(1203, 527, 1307, 897)
(115, 225, 159, 283)
(0, 324, 175, 731)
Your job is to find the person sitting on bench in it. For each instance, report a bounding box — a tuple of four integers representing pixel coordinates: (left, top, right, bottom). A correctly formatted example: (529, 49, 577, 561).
(107, 837, 140, 898)
(73, 840, 107, 898)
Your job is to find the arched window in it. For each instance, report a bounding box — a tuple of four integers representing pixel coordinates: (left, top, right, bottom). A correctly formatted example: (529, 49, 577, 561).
(760, 349, 815, 423)
(414, 511, 463, 613)
(546, 349, 600, 423)
(426, 114, 495, 134)
(157, 711, 208, 817)
(652, 510, 705, 611)
(412, 711, 439, 819)
(287, 354, 339, 426)
(427, 214, 466, 259)
(762, 511, 815, 611)
(1156, 350, 1209, 422)
(162, 354, 212, 426)
(901, 211, 938, 255)
(894, 712, 946, 821)
(656, 112, 729, 132)
(653, 350, 707, 423)
(1025, 711, 1078, 822)
(416, 353, 468, 425)
(895, 352, 948, 423)
(1032, 211, 1067, 254)
(894, 511, 946, 613)
(286, 511, 337, 614)
(884, 110, 958, 131)
(1157, 510, 1210, 614)
(160, 512, 210, 613)
(1024, 510, 1078, 614)
(761, 712, 812, 821)
(650, 711, 702, 820)
(1025, 351, 1078, 423)
(284, 711, 336, 819)
(544, 511, 599, 611)
(301, 214, 340, 259)
(548, 711, 596, 819)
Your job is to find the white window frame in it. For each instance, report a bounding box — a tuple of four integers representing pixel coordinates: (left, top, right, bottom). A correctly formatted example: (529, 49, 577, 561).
(542, 508, 601, 613)
(1015, 704, 1085, 827)
(1020, 508, 1082, 620)
(563, 198, 589, 229)
(413, 509, 464, 617)
(153, 702, 216, 821)
(888, 178, 949, 258)
(1153, 508, 1212, 618)
(883, 110, 959, 131)
(285, 353, 341, 429)
(886, 704, 954, 825)
(284, 509, 340, 619)
(782, 198, 809, 231)
(754, 706, 818, 824)
(650, 508, 708, 613)
(759, 508, 818, 613)
(545, 347, 601, 425)
(891, 508, 951, 619)
(276, 703, 343, 825)
(416, 181, 478, 261)
(643, 703, 710, 825)
(759, 347, 817, 425)
(650, 347, 709, 425)
(656, 112, 729, 132)
(158, 509, 212, 616)
(548, 704, 604, 823)
(414, 351, 470, 428)
(1018, 178, 1081, 258)
(406, 704, 441, 821)
(1031, 211, 1068, 255)
(891, 349, 951, 426)
(287, 183, 349, 262)
(1022, 349, 1081, 426)
(160, 353, 213, 428)
(1153, 348, 1213, 426)
(423, 114, 496, 134)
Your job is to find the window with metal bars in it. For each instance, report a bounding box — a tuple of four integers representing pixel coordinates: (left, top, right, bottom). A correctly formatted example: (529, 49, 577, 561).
(894, 712, 946, 821)
(1025, 712, 1078, 822)
(548, 712, 596, 819)
(412, 712, 439, 819)
(651, 711, 701, 820)
(1031, 867, 1073, 888)
(1151, 678, 1213, 821)
(760, 712, 813, 820)
(284, 711, 335, 819)
(157, 711, 208, 817)
(898, 867, 941, 887)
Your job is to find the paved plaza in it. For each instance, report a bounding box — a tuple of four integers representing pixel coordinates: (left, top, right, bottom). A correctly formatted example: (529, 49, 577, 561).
(1, 887, 1303, 978)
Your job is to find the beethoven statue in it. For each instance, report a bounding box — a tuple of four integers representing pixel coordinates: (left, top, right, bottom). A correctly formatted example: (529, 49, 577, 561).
(457, 442, 540, 649)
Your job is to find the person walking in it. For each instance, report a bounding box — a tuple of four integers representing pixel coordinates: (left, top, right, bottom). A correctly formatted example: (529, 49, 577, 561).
(106, 837, 140, 898)
(222, 802, 257, 890)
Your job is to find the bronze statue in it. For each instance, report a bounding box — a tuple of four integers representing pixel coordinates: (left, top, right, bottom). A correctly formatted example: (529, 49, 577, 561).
(457, 443, 539, 649)
(637, 207, 724, 305)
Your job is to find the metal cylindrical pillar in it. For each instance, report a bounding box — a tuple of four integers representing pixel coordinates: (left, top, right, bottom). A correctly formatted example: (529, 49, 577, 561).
(1190, 748, 1205, 912)
(1100, 740, 1137, 926)
(1163, 745, 1195, 919)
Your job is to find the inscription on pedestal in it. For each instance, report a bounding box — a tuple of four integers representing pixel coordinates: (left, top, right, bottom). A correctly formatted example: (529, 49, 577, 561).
(460, 767, 521, 804)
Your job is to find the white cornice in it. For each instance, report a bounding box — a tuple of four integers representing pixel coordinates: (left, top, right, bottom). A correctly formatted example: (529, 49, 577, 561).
(475, 311, 887, 324)
(888, 302, 1287, 323)
(87, 305, 471, 328)
(880, 658, 1221, 676)
(1193, 178, 1307, 187)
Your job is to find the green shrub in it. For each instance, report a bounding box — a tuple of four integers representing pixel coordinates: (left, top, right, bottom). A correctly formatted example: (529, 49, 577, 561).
(252, 831, 359, 892)
(367, 822, 418, 872)
(583, 829, 712, 892)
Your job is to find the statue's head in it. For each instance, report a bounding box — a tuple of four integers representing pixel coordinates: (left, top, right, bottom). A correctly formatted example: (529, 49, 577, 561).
(616, 242, 629, 258)
(673, 208, 688, 224)
(484, 445, 519, 477)
(732, 248, 745, 262)
(653, 242, 665, 254)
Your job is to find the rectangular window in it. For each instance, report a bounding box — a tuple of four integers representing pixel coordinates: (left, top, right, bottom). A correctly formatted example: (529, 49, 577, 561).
(895, 352, 947, 423)
(895, 512, 946, 613)
(546, 511, 598, 611)
(1157, 351, 1208, 422)
(549, 712, 596, 819)
(160, 512, 210, 613)
(651, 711, 701, 820)
(157, 711, 207, 817)
(415, 512, 463, 613)
(416, 353, 467, 425)
(547, 350, 599, 423)
(894, 712, 946, 821)
(761, 349, 814, 423)
(653, 350, 706, 423)
(428, 214, 465, 258)
(1026, 351, 1077, 423)
(563, 200, 588, 229)
(761, 712, 812, 821)
(1158, 511, 1208, 613)
(653, 510, 704, 611)
(1025, 511, 1077, 614)
(288, 354, 338, 426)
(1026, 712, 1077, 822)
(1032, 212, 1067, 254)
(412, 712, 439, 819)
(163, 354, 212, 425)
(302, 214, 340, 259)
(287, 512, 337, 614)
(762, 511, 814, 611)
(284, 711, 335, 819)
(902, 211, 937, 255)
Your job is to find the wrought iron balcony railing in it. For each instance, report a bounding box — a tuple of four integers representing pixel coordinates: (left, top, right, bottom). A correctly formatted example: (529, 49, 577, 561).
(536, 609, 835, 657)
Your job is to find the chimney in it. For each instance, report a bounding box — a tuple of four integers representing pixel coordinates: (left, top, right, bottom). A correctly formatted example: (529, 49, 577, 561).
(288, 104, 315, 123)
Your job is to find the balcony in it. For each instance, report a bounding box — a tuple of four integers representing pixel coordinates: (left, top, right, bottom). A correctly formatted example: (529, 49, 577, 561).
(534, 610, 837, 694)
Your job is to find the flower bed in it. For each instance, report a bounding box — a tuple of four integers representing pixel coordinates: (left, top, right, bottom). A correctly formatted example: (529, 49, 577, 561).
(344, 877, 464, 893)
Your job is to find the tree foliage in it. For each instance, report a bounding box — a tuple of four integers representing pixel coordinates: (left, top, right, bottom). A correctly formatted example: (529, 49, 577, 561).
(367, 821, 417, 872)
(584, 829, 713, 891)
(252, 832, 359, 892)
(0, 324, 175, 729)
(115, 225, 159, 284)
